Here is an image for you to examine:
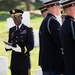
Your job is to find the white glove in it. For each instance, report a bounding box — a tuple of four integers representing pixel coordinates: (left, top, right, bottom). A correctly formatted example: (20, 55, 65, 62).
(11, 45, 21, 52)
(5, 44, 12, 49)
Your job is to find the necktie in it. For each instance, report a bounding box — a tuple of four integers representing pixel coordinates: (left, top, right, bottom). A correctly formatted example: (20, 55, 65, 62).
(16, 26, 19, 30)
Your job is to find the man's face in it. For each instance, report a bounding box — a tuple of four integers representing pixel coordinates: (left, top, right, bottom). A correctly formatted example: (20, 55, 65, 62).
(12, 15, 22, 26)
(72, 6, 75, 13)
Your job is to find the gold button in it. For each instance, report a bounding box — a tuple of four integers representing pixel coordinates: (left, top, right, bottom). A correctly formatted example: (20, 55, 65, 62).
(16, 36, 18, 38)
(16, 41, 17, 42)
(21, 36, 23, 38)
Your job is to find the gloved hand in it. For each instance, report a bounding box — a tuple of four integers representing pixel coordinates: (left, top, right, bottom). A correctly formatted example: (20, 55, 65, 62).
(5, 44, 12, 49)
(11, 44, 21, 52)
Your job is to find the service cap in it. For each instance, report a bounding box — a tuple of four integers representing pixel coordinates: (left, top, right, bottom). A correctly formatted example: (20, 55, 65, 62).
(61, 0, 75, 9)
(44, 0, 61, 8)
(10, 9, 23, 17)
(39, 6, 47, 13)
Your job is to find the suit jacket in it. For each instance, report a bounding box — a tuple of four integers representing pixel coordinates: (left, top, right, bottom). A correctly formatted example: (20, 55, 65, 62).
(60, 16, 75, 74)
(39, 13, 64, 72)
(6, 24, 34, 70)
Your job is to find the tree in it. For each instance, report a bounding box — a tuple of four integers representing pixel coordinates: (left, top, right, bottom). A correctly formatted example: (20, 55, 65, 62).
(0, 0, 21, 11)
(24, 0, 30, 11)
(0, 0, 42, 11)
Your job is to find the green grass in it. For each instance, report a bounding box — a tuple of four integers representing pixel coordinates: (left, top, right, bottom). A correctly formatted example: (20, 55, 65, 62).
(0, 11, 43, 75)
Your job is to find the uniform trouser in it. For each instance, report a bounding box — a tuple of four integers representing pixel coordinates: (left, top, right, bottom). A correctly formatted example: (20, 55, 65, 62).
(42, 71, 60, 75)
(65, 74, 75, 75)
(11, 69, 31, 75)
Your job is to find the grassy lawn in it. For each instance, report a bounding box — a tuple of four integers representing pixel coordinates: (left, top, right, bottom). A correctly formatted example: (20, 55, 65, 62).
(0, 11, 43, 75)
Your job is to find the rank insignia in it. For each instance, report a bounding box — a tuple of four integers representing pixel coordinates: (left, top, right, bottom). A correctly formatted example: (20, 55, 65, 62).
(20, 30, 27, 34)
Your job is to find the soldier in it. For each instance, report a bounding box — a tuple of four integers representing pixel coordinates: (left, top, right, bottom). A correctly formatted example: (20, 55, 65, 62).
(60, 0, 75, 75)
(39, 6, 48, 18)
(38, 0, 65, 75)
(4, 9, 34, 75)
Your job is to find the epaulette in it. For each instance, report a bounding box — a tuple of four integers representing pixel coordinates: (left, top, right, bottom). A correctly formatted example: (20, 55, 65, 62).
(29, 26, 32, 28)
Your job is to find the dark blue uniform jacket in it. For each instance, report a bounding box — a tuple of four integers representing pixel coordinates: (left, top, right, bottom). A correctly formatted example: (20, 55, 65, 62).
(60, 16, 75, 74)
(6, 24, 34, 70)
(39, 13, 64, 72)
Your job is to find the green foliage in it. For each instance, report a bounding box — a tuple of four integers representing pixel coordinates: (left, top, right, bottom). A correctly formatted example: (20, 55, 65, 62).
(31, 0, 43, 10)
(0, 11, 10, 21)
(0, 0, 21, 11)
(0, 0, 42, 11)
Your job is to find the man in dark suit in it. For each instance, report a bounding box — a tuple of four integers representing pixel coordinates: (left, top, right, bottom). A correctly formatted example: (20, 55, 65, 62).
(60, 0, 75, 75)
(4, 9, 34, 75)
(38, 0, 65, 75)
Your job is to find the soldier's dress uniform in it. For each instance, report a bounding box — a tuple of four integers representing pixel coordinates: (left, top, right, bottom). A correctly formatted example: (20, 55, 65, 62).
(5, 9, 34, 75)
(39, 1, 65, 75)
(60, 1, 75, 75)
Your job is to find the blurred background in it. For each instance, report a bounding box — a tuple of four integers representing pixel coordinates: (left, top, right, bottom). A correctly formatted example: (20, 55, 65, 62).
(0, 0, 44, 11)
